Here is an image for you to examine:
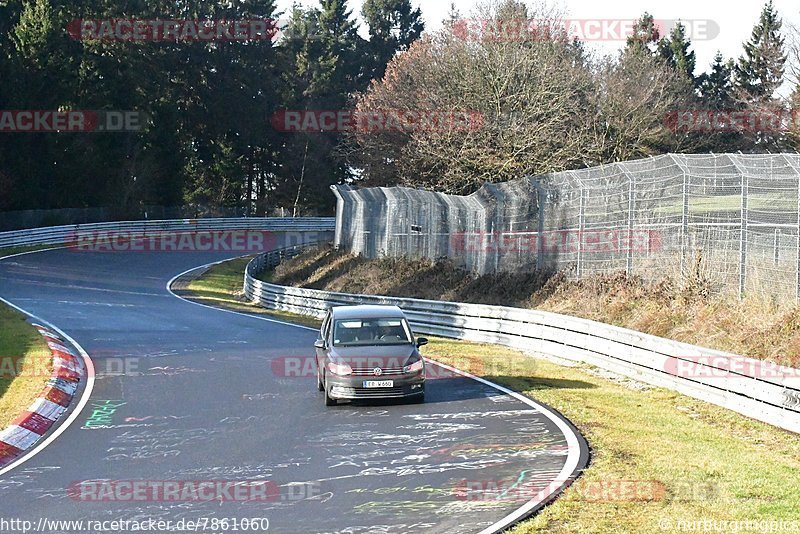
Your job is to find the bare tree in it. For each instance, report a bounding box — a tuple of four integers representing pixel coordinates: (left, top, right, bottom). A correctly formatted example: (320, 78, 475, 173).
(342, 0, 696, 194)
(593, 48, 698, 162)
(785, 20, 800, 149)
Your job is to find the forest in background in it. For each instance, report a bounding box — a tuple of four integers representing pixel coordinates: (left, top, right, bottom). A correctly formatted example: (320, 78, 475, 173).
(0, 0, 797, 216)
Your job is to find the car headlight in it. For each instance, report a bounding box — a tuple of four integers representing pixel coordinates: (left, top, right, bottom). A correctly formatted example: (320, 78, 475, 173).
(404, 359, 424, 374)
(327, 361, 353, 376)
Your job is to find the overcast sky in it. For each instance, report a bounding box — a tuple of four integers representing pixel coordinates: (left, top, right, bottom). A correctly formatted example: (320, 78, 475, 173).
(274, 0, 800, 76)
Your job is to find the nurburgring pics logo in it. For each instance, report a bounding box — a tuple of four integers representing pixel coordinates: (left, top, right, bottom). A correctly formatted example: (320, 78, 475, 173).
(271, 109, 485, 133)
(0, 111, 145, 133)
(67, 19, 278, 42)
(452, 18, 719, 42)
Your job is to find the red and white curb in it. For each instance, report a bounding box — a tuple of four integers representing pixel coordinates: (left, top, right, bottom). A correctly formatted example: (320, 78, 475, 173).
(0, 324, 85, 467)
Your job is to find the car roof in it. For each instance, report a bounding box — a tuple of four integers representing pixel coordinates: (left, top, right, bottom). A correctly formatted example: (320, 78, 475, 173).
(330, 305, 406, 320)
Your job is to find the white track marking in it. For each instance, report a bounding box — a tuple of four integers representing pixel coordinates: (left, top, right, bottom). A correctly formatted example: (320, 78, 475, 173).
(165, 261, 319, 332)
(166, 257, 586, 533)
(427, 358, 583, 533)
(0, 246, 64, 261)
(0, 247, 585, 530)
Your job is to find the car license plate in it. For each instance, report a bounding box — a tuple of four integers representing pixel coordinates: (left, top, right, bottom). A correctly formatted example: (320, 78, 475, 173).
(363, 380, 393, 388)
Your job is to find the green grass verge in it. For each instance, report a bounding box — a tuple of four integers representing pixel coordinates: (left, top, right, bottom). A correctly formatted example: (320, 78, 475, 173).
(432, 342, 800, 533)
(180, 257, 320, 329)
(0, 305, 52, 429)
(182, 256, 800, 532)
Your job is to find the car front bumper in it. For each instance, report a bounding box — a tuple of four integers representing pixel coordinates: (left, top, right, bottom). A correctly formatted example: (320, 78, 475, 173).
(327, 374, 425, 400)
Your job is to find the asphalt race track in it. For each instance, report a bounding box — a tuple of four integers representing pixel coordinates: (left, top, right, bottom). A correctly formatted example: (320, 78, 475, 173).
(0, 241, 588, 534)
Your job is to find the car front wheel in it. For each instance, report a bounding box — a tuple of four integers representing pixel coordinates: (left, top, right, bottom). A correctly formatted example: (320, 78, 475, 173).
(324, 375, 336, 406)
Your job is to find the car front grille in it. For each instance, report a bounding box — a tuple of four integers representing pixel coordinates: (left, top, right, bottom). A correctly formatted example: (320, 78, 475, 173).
(349, 386, 408, 398)
(350, 367, 405, 377)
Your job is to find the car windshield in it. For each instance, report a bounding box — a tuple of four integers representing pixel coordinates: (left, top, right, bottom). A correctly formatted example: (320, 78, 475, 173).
(333, 318, 413, 347)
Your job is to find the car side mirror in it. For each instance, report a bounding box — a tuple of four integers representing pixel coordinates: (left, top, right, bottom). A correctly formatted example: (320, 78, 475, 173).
(416, 337, 428, 348)
(314, 339, 326, 349)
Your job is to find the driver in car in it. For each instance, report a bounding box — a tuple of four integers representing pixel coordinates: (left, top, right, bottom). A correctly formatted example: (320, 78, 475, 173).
(376, 323, 402, 341)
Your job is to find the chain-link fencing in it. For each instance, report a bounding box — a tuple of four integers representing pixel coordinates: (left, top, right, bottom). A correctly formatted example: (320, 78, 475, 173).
(332, 153, 800, 305)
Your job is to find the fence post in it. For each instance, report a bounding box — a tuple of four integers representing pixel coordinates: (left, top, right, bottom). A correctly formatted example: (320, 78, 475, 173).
(781, 155, 800, 304)
(739, 173, 748, 299)
(381, 189, 392, 256)
(486, 184, 504, 273)
(681, 169, 689, 269)
(577, 187, 586, 278)
(627, 175, 635, 275)
(530, 181, 546, 270)
(329, 185, 348, 250)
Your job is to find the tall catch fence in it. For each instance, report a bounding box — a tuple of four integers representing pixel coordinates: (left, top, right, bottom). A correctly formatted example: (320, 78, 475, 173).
(333, 153, 800, 305)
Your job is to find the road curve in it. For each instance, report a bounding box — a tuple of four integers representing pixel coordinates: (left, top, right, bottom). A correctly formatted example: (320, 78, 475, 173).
(0, 243, 588, 533)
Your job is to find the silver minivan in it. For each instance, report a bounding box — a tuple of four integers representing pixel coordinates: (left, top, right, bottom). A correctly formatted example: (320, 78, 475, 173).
(314, 305, 427, 405)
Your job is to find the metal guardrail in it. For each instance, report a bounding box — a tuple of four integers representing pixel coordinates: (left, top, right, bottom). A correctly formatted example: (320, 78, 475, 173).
(245, 246, 800, 434)
(245, 244, 316, 275)
(0, 218, 336, 249)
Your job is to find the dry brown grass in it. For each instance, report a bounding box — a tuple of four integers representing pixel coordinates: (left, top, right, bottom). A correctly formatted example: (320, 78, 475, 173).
(266, 245, 800, 367)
